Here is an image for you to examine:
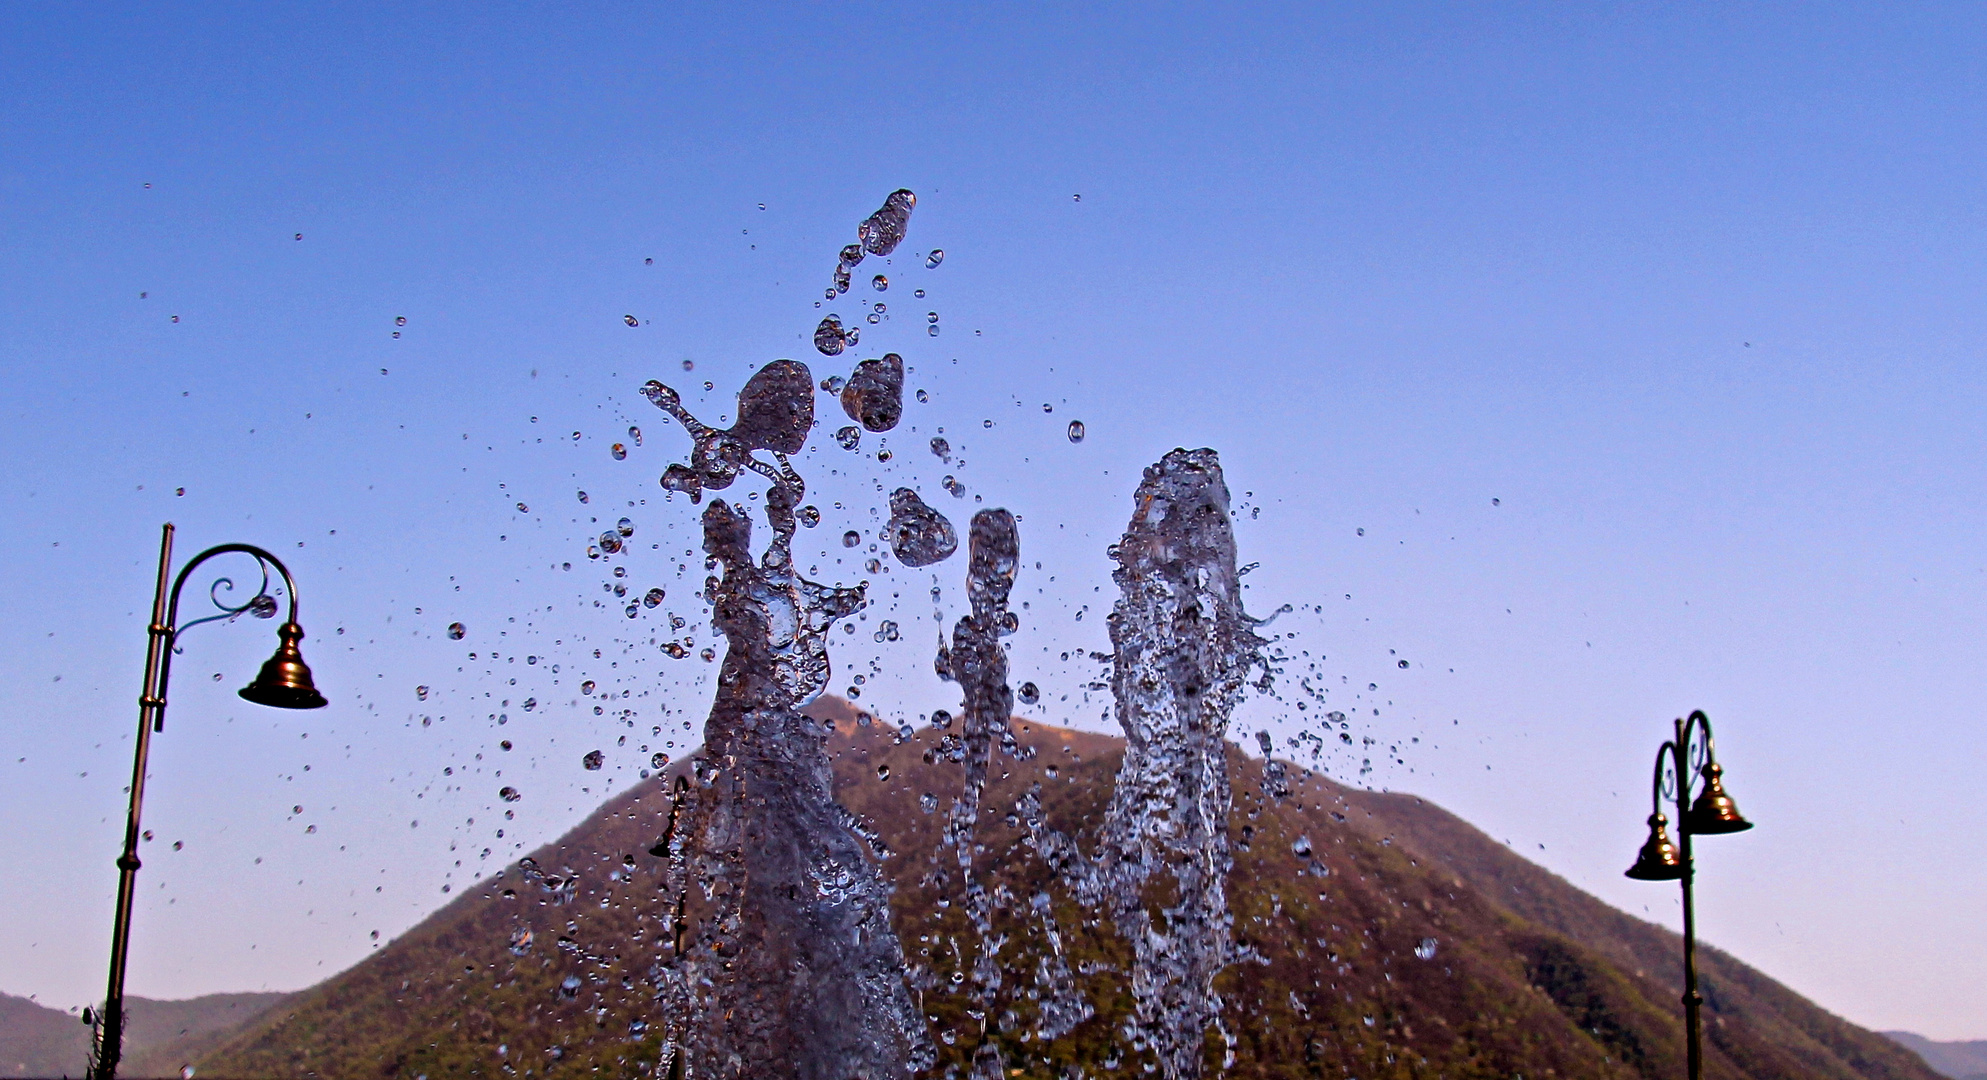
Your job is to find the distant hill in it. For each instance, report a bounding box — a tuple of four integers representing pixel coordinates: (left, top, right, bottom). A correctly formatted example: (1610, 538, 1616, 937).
(1, 990, 286, 1079)
(183, 697, 1941, 1078)
(1884, 1032, 1987, 1080)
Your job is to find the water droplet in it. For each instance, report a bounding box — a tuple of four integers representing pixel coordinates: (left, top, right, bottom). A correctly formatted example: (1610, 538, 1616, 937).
(929, 436, 950, 461)
(835, 425, 861, 451)
(1292, 835, 1313, 857)
(814, 314, 850, 356)
(1018, 681, 1039, 705)
(509, 928, 533, 955)
(248, 594, 278, 619)
(872, 274, 888, 291)
(394, 316, 407, 327)
(875, 764, 891, 781)
(840, 352, 904, 432)
(920, 792, 939, 812)
(447, 623, 466, 640)
(598, 531, 623, 554)
(915, 388, 929, 403)
(624, 315, 640, 327)
(651, 751, 669, 769)
(681, 359, 694, 371)
(175, 487, 185, 496)
(577, 490, 589, 503)
(914, 288, 925, 298)
(941, 475, 965, 499)
(843, 530, 861, 548)
(617, 517, 635, 537)
(416, 685, 430, 701)
(610, 443, 627, 460)
(522, 697, 537, 711)
(926, 311, 939, 324)
(1398, 659, 1410, 668)
(582, 750, 604, 771)
(1356, 528, 1366, 536)
(644, 587, 665, 608)
(858, 189, 916, 256)
(572, 431, 582, 442)
(515, 502, 529, 513)
(1067, 421, 1085, 443)
(581, 680, 597, 695)
(629, 426, 642, 445)
(888, 488, 959, 567)
(798, 504, 821, 528)
(498, 786, 521, 803)
(925, 249, 945, 269)
(1042, 403, 1053, 413)
(1415, 937, 1439, 960)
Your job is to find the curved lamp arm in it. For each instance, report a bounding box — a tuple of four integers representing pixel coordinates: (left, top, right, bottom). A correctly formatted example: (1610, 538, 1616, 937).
(1649, 741, 1680, 818)
(152, 544, 306, 731)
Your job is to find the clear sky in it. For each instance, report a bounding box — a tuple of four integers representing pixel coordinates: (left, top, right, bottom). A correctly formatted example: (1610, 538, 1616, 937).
(2, 3, 1983, 1040)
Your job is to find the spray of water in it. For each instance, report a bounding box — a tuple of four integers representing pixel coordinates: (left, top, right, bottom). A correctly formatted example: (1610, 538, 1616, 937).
(630, 190, 1267, 1077)
(642, 360, 932, 1078)
(1024, 447, 1264, 1077)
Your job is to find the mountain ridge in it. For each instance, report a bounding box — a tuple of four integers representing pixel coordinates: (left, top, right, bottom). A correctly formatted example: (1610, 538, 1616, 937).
(1881, 1032, 1987, 1080)
(1, 990, 288, 1079)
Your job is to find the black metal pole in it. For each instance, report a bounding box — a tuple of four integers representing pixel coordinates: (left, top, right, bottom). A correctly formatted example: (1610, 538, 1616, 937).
(95, 523, 176, 1080)
(1674, 717, 1703, 1080)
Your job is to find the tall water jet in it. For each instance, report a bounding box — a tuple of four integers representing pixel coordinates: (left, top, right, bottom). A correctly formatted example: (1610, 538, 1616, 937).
(1028, 447, 1263, 1077)
(643, 360, 931, 1079)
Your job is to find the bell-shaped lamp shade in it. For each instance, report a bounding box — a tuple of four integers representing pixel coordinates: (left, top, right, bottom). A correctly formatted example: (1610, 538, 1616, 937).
(1625, 813, 1686, 881)
(1684, 761, 1752, 835)
(239, 622, 329, 710)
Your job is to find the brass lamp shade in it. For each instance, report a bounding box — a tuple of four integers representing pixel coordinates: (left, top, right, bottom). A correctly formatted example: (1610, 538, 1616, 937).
(239, 622, 328, 710)
(1683, 761, 1751, 835)
(1625, 813, 1686, 880)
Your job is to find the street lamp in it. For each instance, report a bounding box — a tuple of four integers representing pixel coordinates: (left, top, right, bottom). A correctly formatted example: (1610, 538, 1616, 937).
(85, 523, 328, 1080)
(1625, 709, 1752, 1080)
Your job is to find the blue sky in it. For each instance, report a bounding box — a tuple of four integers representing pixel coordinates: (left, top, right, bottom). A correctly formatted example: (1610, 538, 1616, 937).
(2, 3, 1983, 1039)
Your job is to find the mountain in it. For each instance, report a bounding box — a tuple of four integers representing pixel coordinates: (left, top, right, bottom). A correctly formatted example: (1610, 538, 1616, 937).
(1, 990, 286, 1079)
(189, 697, 1940, 1078)
(1884, 1033, 1987, 1080)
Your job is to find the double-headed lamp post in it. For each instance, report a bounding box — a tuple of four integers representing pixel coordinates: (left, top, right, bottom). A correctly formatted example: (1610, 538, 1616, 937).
(1624, 709, 1753, 1080)
(85, 524, 328, 1080)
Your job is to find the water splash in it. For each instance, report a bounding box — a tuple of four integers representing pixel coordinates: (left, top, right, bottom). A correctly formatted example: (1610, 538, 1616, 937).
(1095, 448, 1263, 1077)
(643, 360, 931, 1078)
(1023, 448, 1263, 1077)
(886, 488, 958, 567)
(840, 352, 904, 432)
(859, 189, 917, 256)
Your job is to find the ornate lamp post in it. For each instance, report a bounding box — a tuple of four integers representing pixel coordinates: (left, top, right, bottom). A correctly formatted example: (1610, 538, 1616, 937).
(86, 524, 328, 1080)
(1624, 709, 1753, 1080)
